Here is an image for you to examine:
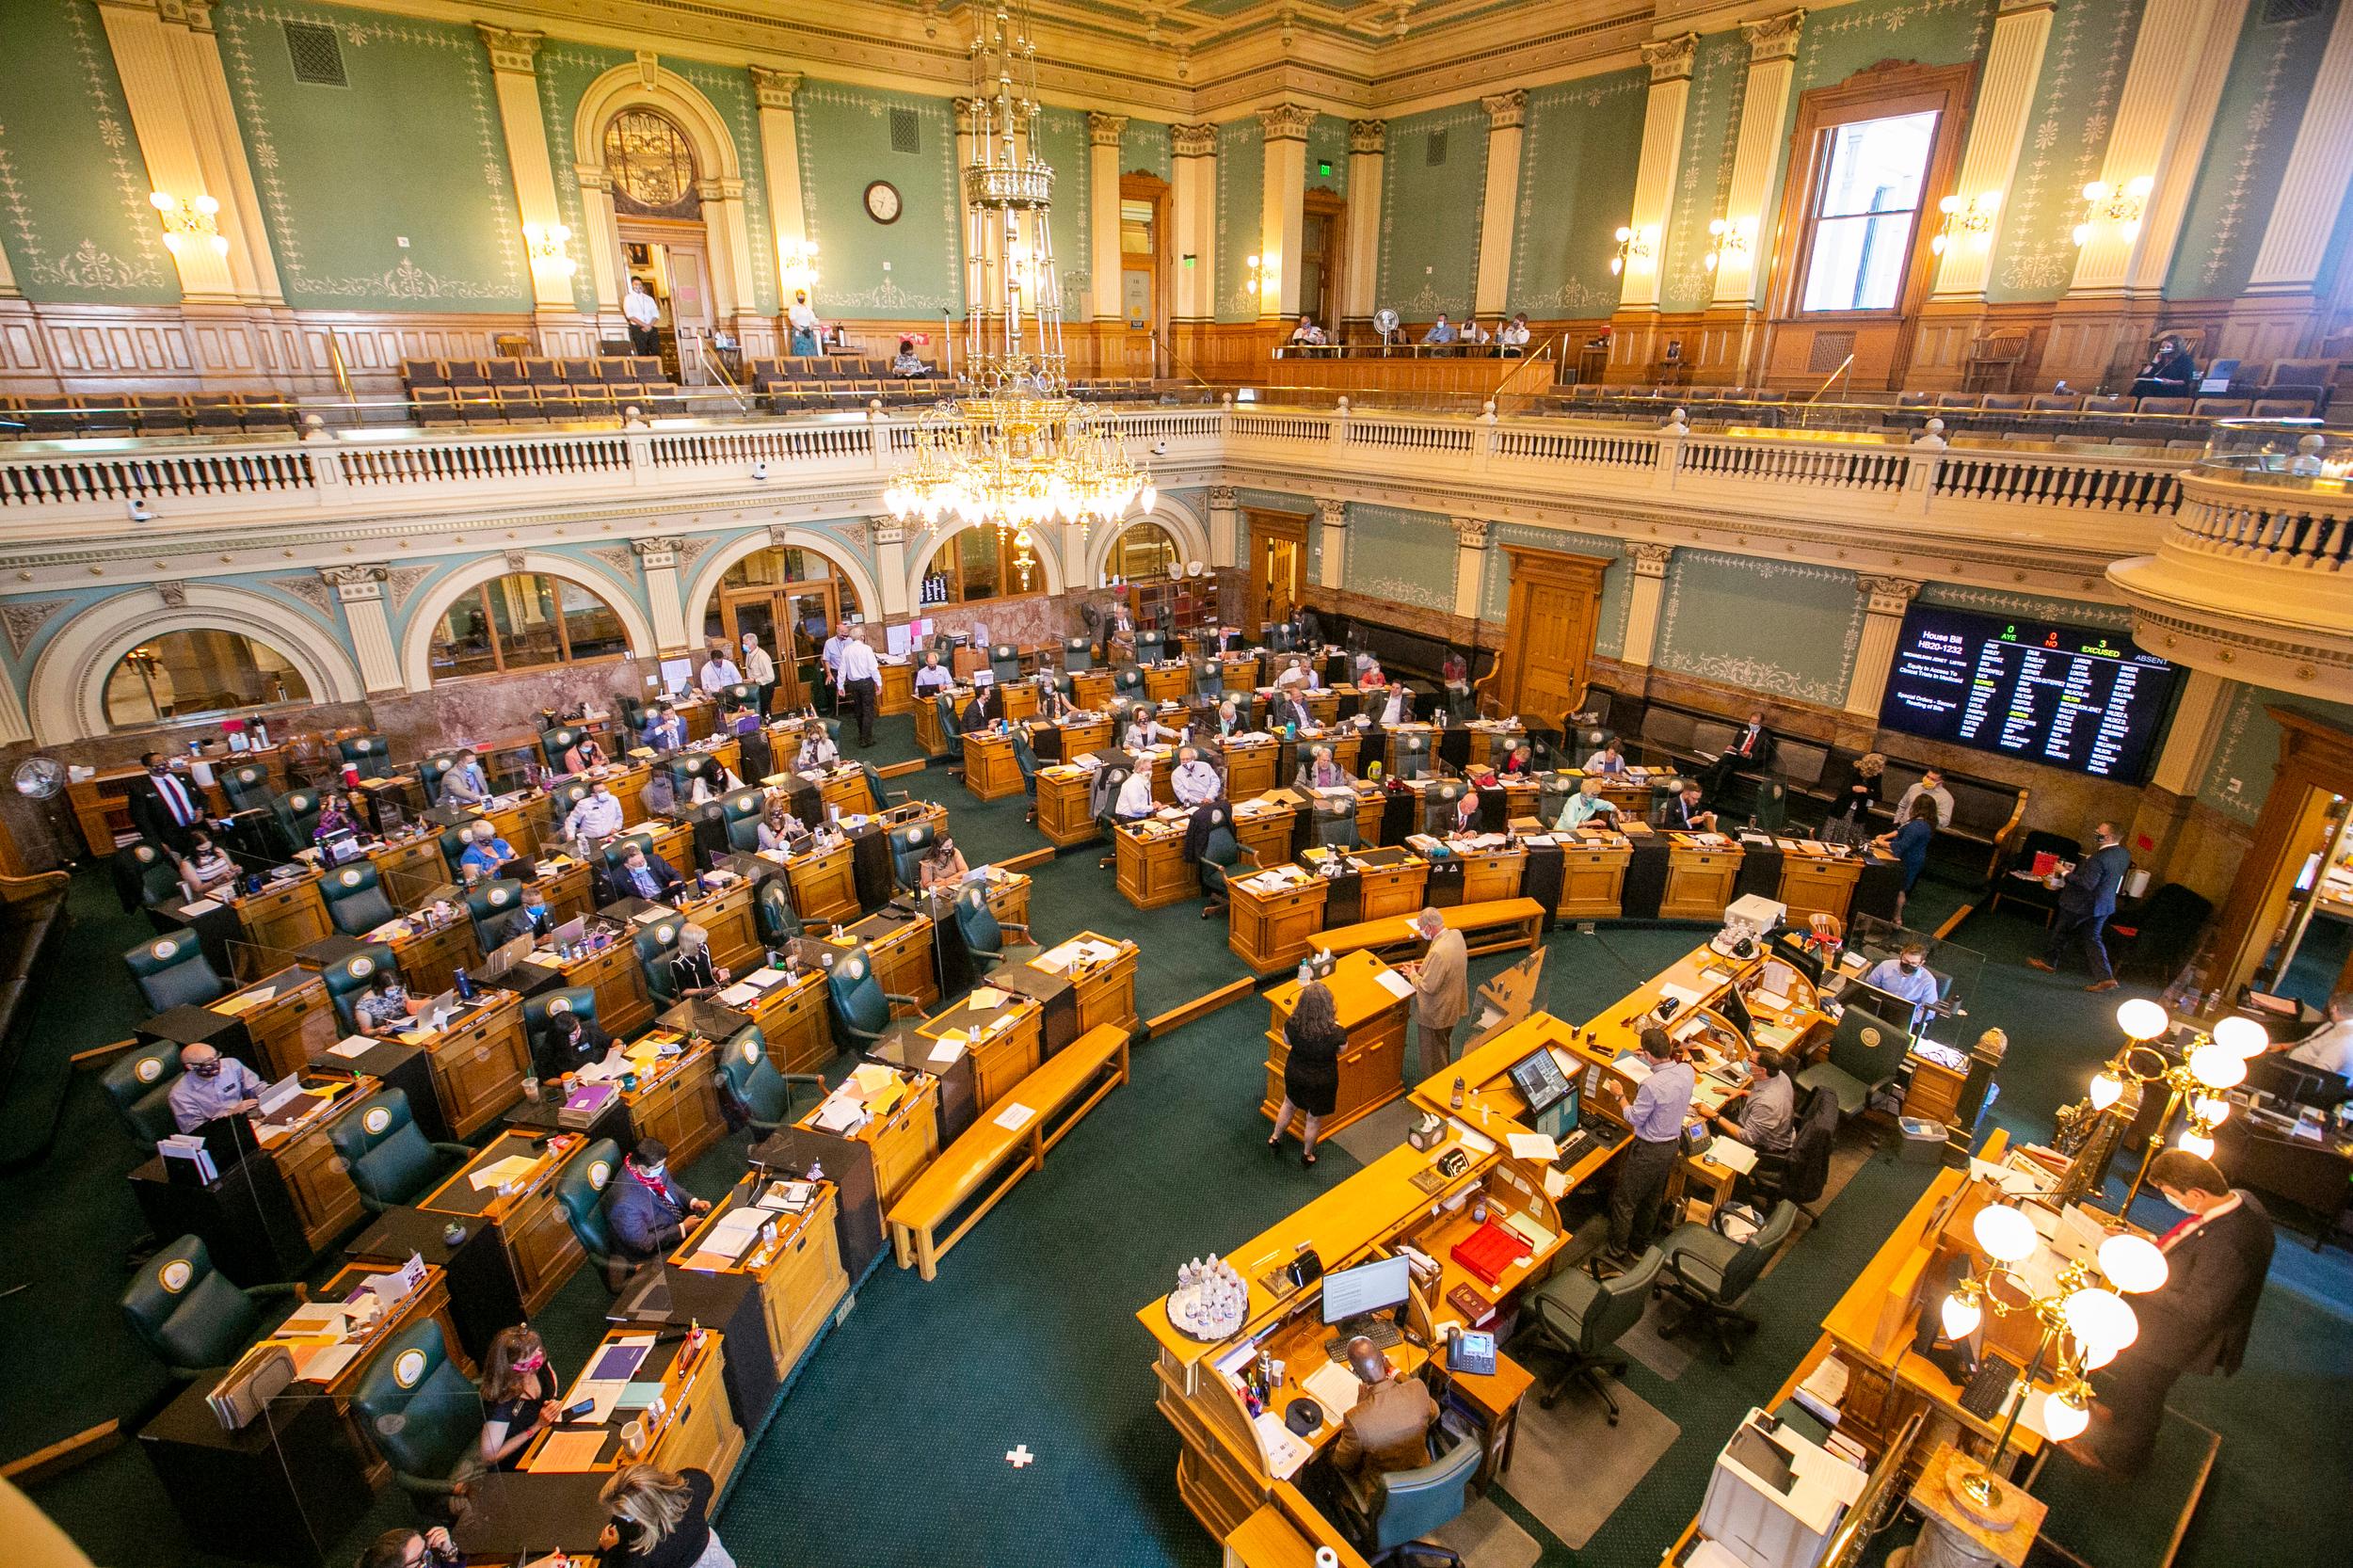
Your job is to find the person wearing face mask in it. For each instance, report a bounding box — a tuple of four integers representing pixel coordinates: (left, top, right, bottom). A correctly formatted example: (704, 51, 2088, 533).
(740, 632, 776, 716)
(476, 1325, 563, 1471)
(795, 725, 840, 773)
(919, 834, 969, 891)
(312, 790, 362, 844)
(566, 781, 625, 843)
(757, 798, 806, 854)
(355, 969, 420, 1038)
(668, 923, 728, 1000)
(1170, 746, 1224, 808)
(2027, 820, 2132, 992)
(357, 1527, 458, 1568)
(459, 822, 519, 881)
(1862, 940, 1940, 1026)
(641, 704, 685, 752)
(496, 883, 556, 948)
(535, 1003, 615, 1080)
(1555, 776, 1621, 832)
(176, 829, 239, 902)
(129, 751, 206, 855)
(640, 768, 680, 820)
(603, 1137, 711, 1263)
(559, 731, 606, 776)
(440, 749, 492, 808)
(618, 843, 684, 904)
(167, 1044, 264, 1132)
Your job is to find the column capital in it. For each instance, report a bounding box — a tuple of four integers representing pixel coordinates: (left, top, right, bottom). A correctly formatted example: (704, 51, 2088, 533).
(1317, 498, 1349, 529)
(866, 517, 907, 547)
(1256, 103, 1318, 142)
(1087, 111, 1129, 148)
(318, 563, 390, 600)
(1740, 10, 1807, 63)
(1642, 32, 1699, 83)
(1450, 517, 1493, 547)
(154, 580, 188, 609)
(475, 24, 543, 74)
(1208, 485, 1239, 509)
(1172, 122, 1219, 158)
(1996, 0, 2058, 14)
(632, 536, 688, 563)
(1627, 541, 1674, 576)
(1859, 575, 1923, 614)
(154, 0, 218, 31)
(748, 66, 804, 111)
(1480, 91, 1528, 131)
(1349, 119, 1387, 155)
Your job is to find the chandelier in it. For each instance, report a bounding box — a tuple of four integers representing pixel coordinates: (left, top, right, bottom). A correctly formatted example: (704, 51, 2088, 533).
(883, 3, 1154, 548)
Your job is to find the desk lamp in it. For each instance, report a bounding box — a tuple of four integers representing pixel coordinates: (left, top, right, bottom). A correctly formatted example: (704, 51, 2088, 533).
(2084, 1002, 2265, 1206)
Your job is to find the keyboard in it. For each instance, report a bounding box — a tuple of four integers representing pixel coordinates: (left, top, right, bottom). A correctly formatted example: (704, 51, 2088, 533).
(1957, 1356, 2018, 1421)
(1554, 1126, 1629, 1169)
(1322, 1318, 1405, 1362)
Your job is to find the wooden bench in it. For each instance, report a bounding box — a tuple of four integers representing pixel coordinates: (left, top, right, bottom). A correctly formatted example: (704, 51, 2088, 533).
(1315, 898, 1546, 965)
(884, 1023, 1132, 1281)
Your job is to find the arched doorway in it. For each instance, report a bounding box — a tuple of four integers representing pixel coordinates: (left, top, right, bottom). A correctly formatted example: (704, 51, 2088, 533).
(603, 108, 712, 382)
(701, 545, 866, 710)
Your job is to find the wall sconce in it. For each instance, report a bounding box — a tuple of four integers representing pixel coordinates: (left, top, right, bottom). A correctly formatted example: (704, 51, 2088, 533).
(522, 221, 577, 277)
(150, 191, 228, 258)
(1609, 224, 1655, 277)
(2072, 175, 2153, 248)
(779, 237, 820, 292)
(1930, 191, 2001, 255)
(1246, 252, 1276, 296)
(1702, 216, 1751, 272)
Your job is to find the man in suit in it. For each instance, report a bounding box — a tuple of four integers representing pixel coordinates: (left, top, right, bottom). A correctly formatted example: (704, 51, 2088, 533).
(1330, 1336, 1439, 1480)
(496, 882, 558, 949)
(2029, 821, 2132, 991)
(1704, 710, 1773, 800)
(640, 704, 685, 751)
(615, 842, 684, 903)
(1665, 779, 1719, 833)
(602, 1137, 711, 1264)
(1404, 907, 1468, 1081)
(1271, 689, 1315, 734)
(2074, 1150, 2272, 1474)
(128, 752, 205, 855)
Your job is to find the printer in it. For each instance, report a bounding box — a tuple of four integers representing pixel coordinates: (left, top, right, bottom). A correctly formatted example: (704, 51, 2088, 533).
(1696, 1408, 1867, 1568)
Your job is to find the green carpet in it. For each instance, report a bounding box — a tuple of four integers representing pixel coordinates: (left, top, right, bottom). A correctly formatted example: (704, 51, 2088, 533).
(5, 734, 2349, 1568)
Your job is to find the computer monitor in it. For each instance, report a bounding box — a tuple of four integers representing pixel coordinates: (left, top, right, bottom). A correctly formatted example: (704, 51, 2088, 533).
(1321, 1255, 1411, 1325)
(550, 916, 587, 950)
(1534, 1081, 1581, 1143)
(1717, 985, 1756, 1043)
(1508, 1047, 1572, 1116)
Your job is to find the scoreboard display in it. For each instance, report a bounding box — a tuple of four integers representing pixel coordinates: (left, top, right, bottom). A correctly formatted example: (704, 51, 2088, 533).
(1876, 604, 2180, 781)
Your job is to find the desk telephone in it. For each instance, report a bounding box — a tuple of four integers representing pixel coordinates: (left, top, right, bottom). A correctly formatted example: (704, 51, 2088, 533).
(1435, 1147, 1472, 1179)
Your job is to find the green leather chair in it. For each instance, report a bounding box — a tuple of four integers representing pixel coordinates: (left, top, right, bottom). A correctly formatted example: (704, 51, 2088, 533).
(670, 750, 721, 799)
(1315, 796, 1362, 851)
(1337, 1425, 1480, 1564)
(1196, 805, 1257, 920)
(935, 693, 966, 774)
(989, 643, 1021, 686)
(436, 823, 477, 875)
(103, 1038, 186, 1146)
(350, 1320, 485, 1510)
(520, 985, 600, 1045)
(1062, 634, 1094, 672)
(1657, 1200, 1801, 1365)
(1193, 658, 1224, 699)
(221, 762, 277, 815)
(600, 829, 663, 876)
(541, 725, 585, 772)
(337, 733, 392, 781)
(824, 945, 918, 1052)
(120, 1235, 301, 1379)
(1536, 772, 1576, 827)
(952, 882, 1038, 975)
(273, 787, 323, 851)
(1797, 1002, 1907, 1117)
(1391, 732, 1432, 782)
(320, 860, 398, 936)
(1513, 1246, 1664, 1423)
(889, 821, 936, 890)
(1421, 779, 1466, 838)
(1135, 631, 1167, 665)
(543, 780, 591, 836)
(328, 1089, 469, 1213)
(1112, 665, 1145, 702)
(321, 945, 399, 1034)
(712, 788, 765, 853)
(615, 694, 647, 736)
(124, 930, 228, 1012)
(1753, 777, 1789, 833)
(119, 840, 181, 913)
(413, 752, 459, 806)
(713, 1026, 801, 1140)
(634, 918, 684, 1009)
(462, 878, 525, 952)
(754, 878, 803, 947)
(553, 1137, 626, 1289)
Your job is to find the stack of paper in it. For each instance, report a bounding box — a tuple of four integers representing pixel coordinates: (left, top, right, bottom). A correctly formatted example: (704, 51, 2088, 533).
(1372, 968, 1416, 1001)
(1704, 1136, 1760, 1175)
(468, 1154, 542, 1193)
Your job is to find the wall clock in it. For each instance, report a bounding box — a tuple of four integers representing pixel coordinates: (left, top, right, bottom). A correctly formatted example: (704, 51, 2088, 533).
(864, 181, 903, 224)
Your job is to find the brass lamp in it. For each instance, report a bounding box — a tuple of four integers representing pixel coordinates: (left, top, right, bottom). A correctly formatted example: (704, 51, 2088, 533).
(2087, 1001, 2264, 1207)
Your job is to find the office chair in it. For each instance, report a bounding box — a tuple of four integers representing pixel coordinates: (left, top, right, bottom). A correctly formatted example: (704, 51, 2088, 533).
(1535, 773, 1575, 827)
(1655, 1200, 1800, 1365)
(520, 985, 600, 1047)
(634, 919, 684, 1009)
(599, 829, 663, 877)
(860, 759, 906, 815)
(670, 750, 721, 801)
(1135, 631, 1167, 665)
(1749, 1086, 1839, 1216)
(102, 1038, 186, 1147)
(989, 643, 1022, 686)
(824, 945, 920, 1053)
(1112, 666, 1145, 704)
(936, 692, 967, 777)
(327, 1089, 470, 1213)
(221, 763, 277, 816)
(273, 788, 323, 851)
(1193, 658, 1224, 699)
(119, 840, 181, 917)
(754, 877, 804, 946)
(1337, 1426, 1481, 1565)
(615, 694, 647, 735)
(1195, 805, 1257, 919)
(542, 780, 591, 842)
(953, 882, 1039, 974)
(319, 860, 398, 936)
(1266, 622, 1295, 654)
(1752, 777, 1789, 833)
(713, 787, 767, 854)
(1011, 726, 1040, 819)
(1094, 763, 1134, 868)
(1420, 780, 1465, 838)
(120, 1235, 303, 1380)
(351, 1320, 486, 1512)
(462, 878, 526, 952)
(1315, 797, 1361, 851)
(123, 930, 229, 1012)
(890, 822, 936, 890)
(413, 753, 459, 807)
(1391, 733, 1430, 781)
(715, 1026, 821, 1141)
(321, 945, 400, 1034)
(1797, 1002, 1907, 1117)
(1062, 634, 1094, 672)
(1513, 1246, 1664, 1423)
(552, 1138, 628, 1289)
(337, 733, 393, 781)
(540, 727, 584, 772)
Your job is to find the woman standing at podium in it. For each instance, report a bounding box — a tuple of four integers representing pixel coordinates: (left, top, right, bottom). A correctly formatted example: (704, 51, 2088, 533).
(1268, 981, 1343, 1168)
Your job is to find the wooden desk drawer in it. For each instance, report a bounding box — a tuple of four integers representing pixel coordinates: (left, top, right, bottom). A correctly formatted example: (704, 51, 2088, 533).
(504, 1184, 584, 1313)
(275, 1131, 362, 1253)
(868, 1095, 941, 1206)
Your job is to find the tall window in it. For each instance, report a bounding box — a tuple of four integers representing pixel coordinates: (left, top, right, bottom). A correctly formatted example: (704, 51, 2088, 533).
(1799, 111, 1936, 312)
(920, 530, 1043, 606)
(431, 573, 630, 681)
(104, 630, 311, 729)
(603, 110, 699, 217)
(1104, 521, 1179, 584)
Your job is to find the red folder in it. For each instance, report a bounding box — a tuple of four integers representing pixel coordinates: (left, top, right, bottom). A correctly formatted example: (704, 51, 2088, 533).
(1449, 1220, 1523, 1288)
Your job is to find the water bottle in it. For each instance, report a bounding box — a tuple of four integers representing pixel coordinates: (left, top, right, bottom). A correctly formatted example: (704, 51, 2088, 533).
(454, 968, 475, 1001)
(1450, 1076, 1466, 1111)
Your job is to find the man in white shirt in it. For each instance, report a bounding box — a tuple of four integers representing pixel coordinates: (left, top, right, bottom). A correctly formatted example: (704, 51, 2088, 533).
(1171, 746, 1223, 808)
(1895, 769, 1955, 830)
(564, 780, 625, 845)
(1374, 684, 1410, 727)
(623, 277, 661, 357)
(788, 290, 823, 356)
(2284, 992, 2353, 1080)
(741, 634, 776, 715)
(912, 650, 952, 696)
(168, 1044, 265, 1133)
(823, 623, 851, 713)
(836, 624, 883, 746)
(699, 648, 742, 694)
(1113, 760, 1157, 820)
(1274, 656, 1313, 692)
(1498, 312, 1531, 355)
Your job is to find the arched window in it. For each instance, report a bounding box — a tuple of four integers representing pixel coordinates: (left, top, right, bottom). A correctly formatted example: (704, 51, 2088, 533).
(920, 530, 1044, 607)
(104, 630, 312, 729)
(602, 110, 699, 217)
(1103, 521, 1180, 584)
(430, 573, 631, 682)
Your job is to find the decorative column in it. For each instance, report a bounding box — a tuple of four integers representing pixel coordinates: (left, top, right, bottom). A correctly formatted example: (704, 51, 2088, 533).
(1339, 120, 1385, 326)
(632, 538, 693, 655)
(1257, 104, 1316, 321)
(1710, 13, 1807, 312)
(1930, 0, 2056, 302)
(477, 26, 579, 317)
(150, 0, 283, 305)
(2233, 2, 2353, 355)
(750, 69, 813, 306)
(1619, 544, 1674, 669)
(0, 656, 32, 746)
(321, 567, 403, 694)
(1842, 576, 1922, 718)
(696, 177, 763, 332)
(1618, 36, 1698, 316)
(1088, 113, 1128, 327)
(1171, 123, 1218, 324)
(870, 520, 911, 620)
(1209, 485, 1240, 570)
(575, 166, 625, 318)
(1473, 93, 1526, 320)
(1449, 518, 1493, 622)
(1316, 499, 1348, 593)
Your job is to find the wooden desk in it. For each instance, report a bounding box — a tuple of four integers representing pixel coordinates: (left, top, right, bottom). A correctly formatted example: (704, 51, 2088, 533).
(1226, 866, 1331, 976)
(792, 1069, 942, 1231)
(251, 1073, 376, 1252)
(375, 909, 480, 1000)
(1776, 844, 1866, 925)
(1222, 737, 1281, 799)
(1115, 816, 1199, 910)
(227, 872, 332, 979)
(391, 989, 532, 1139)
(1304, 844, 1430, 921)
(918, 988, 1045, 1115)
(1144, 664, 1193, 705)
(1030, 932, 1140, 1035)
(772, 839, 859, 924)
(1263, 950, 1411, 1137)
(1661, 834, 1743, 920)
(1034, 766, 1097, 846)
(251, 1258, 470, 1482)
(964, 729, 1025, 802)
(523, 1326, 744, 1491)
(914, 691, 952, 756)
(617, 1032, 727, 1172)
(723, 966, 833, 1075)
(1551, 832, 1631, 919)
(1071, 669, 1115, 711)
(674, 879, 759, 974)
(1433, 1336, 1536, 1488)
(213, 966, 339, 1079)
(421, 1129, 585, 1315)
(529, 933, 655, 1038)
(843, 906, 940, 1013)
(879, 661, 915, 715)
(1235, 796, 1300, 870)
(1451, 843, 1527, 905)
(670, 1176, 848, 1385)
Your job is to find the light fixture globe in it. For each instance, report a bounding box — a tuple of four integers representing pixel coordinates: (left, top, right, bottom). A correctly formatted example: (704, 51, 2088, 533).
(2042, 1385, 2091, 1442)
(2189, 1094, 2232, 1128)
(2089, 1069, 2125, 1111)
(1972, 1202, 2038, 1264)
(1939, 1291, 1982, 1340)
(2116, 998, 2169, 1041)
(2064, 1287, 2137, 1361)
(2098, 1232, 2169, 1295)
(2186, 1043, 2246, 1091)
(2211, 1015, 2268, 1059)
(2177, 1129, 2215, 1160)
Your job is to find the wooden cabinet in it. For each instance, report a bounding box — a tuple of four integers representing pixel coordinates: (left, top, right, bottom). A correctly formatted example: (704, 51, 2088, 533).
(1776, 853, 1865, 927)
(859, 915, 940, 1014)
(1116, 823, 1198, 910)
(227, 971, 341, 1078)
(1034, 769, 1097, 847)
(757, 1188, 847, 1378)
(1355, 860, 1431, 922)
(744, 972, 832, 1075)
(969, 1010, 1045, 1113)
(1227, 873, 1330, 976)
(1661, 840, 1743, 920)
(867, 1078, 942, 1212)
(424, 995, 530, 1138)
(1261, 951, 1410, 1136)
(788, 842, 860, 925)
(964, 732, 1024, 802)
(1554, 841, 1630, 920)
(1333, 1021, 1408, 1121)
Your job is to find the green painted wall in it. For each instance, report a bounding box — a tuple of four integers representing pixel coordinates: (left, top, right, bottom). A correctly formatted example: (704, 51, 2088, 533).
(1374, 102, 1490, 319)
(1343, 505, 1457, 614)
(2198, 686, 2353, 826)
(1506, 69, 1646, 316)
(532, 40, 634, 315)
(671, 62, 780, 316)
(1658, 31, 1750, 315)
(1238, 488, 1319, 577)
(1483, 523, 1630, 658)
(2165, 0, 2343, 300)
(1033, 106, 1093, 311)
(1915, 584, 2132, 630)
(1655, 551, 1864, 706)
(0, 1, 177, 304)
(1122, 120, 1173, 184)
(1985, 0, 2147, 303)
(1307, 115, 1351, 198)
(213, 1, 529, 312)
(793, 82, 962, 318)
(1214, 120, 1264, 323)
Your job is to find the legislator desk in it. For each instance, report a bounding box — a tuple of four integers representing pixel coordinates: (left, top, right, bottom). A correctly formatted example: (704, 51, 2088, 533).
(1032, 763, 1098, 846)
(761, 834, 860, 925)
(1262, 949, 1412, 1136)
(246, 1071, 377, 1254)
(914, 689, 952, 756)
(1227, 862, 1330, 975)
(418, 1128, 586, 1315)
(338, 901, 479, 1000)
(211, 965, 341, 1078)
(994, 931, 1141, 1049)
(1234, 793, 1303, 869)
(1412, 834, 1527, 906)
(359, 827, 449, 905)
(250, 1256, 472, 1482)
(1657, 828, 1745, 920)
(524, 923, 655, 1036)
(1138, 660, 1191, 705)
(1300, 842, 1430, 925)
(139, 1375, 373, 1567)
(836, 902, 943, 1012)
(1541, 825, 1633, 919)
(517, 1324, 744, 1490)
(220, 868, 333, 981)
(1217, 733, 1282, 798)
(714, 961, 833, 1074)
(669, 874, 760, 972)
(344, 1203, 524, 1365)
(1071, 667, 1115, 711)
(756, 1064, 941, 1277)
(879, 657, 915, 714)
(964, 727, 1025, 802)
(423, 789, 542, 856)
(383, 988, 532, 1138)
(1026, 710, 1114, 764)
(904, 983, 1047, 1128)
(609, 1027, 728, 1172)
(670, 1175, 850, 1389)
(1115, 810, 1198, 909)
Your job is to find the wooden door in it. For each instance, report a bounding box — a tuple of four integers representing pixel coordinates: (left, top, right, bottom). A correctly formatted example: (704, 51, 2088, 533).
(1301, 192, 1344, 331)
(2207, 709, 2353, 1005)
(1248, 509, 1308, 631)
(1119, 174, 1170, 378)
(1495, 546, 1609, 726)
(662, 241, 712, 381)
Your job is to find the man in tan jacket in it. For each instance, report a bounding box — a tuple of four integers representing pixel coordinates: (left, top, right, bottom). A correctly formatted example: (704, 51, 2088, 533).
(1406, 907, 1469, 1082)
(1330, 1336, 1440, 1477)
